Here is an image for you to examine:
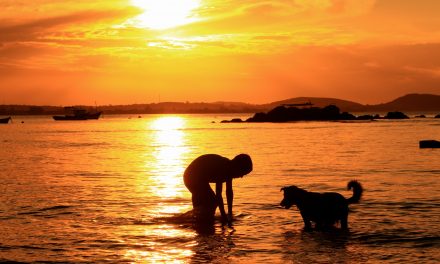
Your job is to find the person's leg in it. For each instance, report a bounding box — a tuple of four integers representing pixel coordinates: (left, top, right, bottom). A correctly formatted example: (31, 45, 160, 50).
(192, 184, 217, 223)
(204, 185, 218, 217)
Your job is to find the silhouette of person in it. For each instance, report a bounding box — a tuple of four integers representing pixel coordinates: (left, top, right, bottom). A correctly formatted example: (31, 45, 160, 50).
(184, 154, 253, 226)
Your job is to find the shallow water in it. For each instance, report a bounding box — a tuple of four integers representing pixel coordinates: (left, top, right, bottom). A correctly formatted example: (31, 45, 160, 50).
(0, 114, 439, 263)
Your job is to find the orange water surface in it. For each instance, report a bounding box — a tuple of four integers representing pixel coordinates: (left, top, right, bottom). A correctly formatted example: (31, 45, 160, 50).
(0, 114, 439, 263)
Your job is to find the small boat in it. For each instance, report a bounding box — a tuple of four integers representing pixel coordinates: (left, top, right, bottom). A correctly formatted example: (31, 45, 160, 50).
(0, 117, 11, 124)
(53, 107, 102, 121)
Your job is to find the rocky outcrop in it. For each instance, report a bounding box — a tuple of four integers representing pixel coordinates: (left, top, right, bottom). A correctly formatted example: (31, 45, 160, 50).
(221, 105, 360, 123)
(220, 118, 243, 123)
(220, 105, 418, 123)
(245, 105, 357, 122)
(357, 114, 380, 120)
(384, 111, 409, 119)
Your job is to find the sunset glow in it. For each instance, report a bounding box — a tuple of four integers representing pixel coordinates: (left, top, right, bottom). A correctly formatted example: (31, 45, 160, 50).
(130, 0, 200, 29)
(1, 1, 440, 105)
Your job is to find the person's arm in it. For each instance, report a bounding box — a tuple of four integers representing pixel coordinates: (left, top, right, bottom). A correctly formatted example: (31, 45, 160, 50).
(226, 179, 233, 224)
(216, 182, 227, 224)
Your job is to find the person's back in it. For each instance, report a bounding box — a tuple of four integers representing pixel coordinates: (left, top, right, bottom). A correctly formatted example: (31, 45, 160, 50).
(184, 154, 231, 187)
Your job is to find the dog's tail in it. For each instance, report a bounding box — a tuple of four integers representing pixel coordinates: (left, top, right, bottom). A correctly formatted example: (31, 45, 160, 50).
(346, 180, 363, 204)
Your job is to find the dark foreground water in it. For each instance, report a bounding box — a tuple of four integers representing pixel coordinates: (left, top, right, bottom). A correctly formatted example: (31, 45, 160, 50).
(0, 114, 439, 263)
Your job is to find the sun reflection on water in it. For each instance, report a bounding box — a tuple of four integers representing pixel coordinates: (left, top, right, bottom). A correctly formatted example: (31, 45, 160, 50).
(151, 116, 185, 131)
(125, 116, 195, 262)
(149, 116, 189, 200)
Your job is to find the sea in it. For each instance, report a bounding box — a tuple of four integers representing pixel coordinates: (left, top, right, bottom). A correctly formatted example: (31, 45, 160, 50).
(0, 114, 439, 263)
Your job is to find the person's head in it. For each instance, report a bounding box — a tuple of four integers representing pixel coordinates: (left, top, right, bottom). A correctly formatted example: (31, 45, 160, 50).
(231, 154, 253, 178)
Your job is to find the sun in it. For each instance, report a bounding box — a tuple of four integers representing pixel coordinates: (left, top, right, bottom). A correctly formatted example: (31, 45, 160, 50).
(130, 0, 201, 30)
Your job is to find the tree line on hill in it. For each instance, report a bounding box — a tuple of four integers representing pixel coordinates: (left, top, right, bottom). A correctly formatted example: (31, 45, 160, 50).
(0, 93, 439, 115)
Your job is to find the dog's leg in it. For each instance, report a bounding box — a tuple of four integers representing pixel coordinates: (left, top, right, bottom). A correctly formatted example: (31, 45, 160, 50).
(315, 220, 323, 230)
(303, 222, 312, 231)
(341, 215, 348, 229)
(300, 212, 312, 230)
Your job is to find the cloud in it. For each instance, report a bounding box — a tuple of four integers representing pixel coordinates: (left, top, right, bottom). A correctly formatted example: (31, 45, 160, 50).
(0, 4, 146, 72)
(405, 66, 440, 78)
(0, 8, 140, 44)
(1, 0, 439, 105)
(169, 0, 377, 50)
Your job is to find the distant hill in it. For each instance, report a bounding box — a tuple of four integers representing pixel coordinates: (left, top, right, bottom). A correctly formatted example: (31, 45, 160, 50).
(0, 102, 264, 115)
(98, 102, 264, 114)
(364, 94, 440, 112)
(264, 93, 440, 113)
(0, 93, 439, 115)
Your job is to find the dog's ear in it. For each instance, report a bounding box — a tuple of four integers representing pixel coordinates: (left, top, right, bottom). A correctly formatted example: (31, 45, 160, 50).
(280, 187, 286, 192)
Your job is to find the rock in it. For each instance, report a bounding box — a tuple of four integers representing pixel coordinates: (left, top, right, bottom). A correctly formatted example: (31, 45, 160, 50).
(340, 112, 356, 120)
(226, 104, 359, 123)
(357, 114, 376, 120)
(435, 114, 440, 118)
(419, 140, 440, 148)
(246, 112, 267, 122)
(384, 111, 409, 119)
(250, 105, 356, 122)
(220, 118, 243, 123)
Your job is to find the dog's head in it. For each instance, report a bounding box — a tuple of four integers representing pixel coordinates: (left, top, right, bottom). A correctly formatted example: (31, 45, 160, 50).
(280, 186, 305, 209)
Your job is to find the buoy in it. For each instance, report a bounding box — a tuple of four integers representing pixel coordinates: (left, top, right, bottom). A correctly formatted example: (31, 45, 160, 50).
(419, 140, 440, 148)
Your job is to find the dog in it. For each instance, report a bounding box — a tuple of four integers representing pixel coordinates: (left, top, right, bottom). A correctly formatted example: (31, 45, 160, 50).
(280, 180, 363, 230)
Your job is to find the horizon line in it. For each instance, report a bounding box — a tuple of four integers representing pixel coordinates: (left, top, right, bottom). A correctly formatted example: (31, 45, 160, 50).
(1, 93, 439, 107)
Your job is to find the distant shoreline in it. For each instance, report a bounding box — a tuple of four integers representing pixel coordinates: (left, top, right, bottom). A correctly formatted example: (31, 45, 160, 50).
(1, 93, 439, 115)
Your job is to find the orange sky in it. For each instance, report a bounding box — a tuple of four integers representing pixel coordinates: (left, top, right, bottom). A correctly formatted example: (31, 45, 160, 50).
(1, 0, 440, 105)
